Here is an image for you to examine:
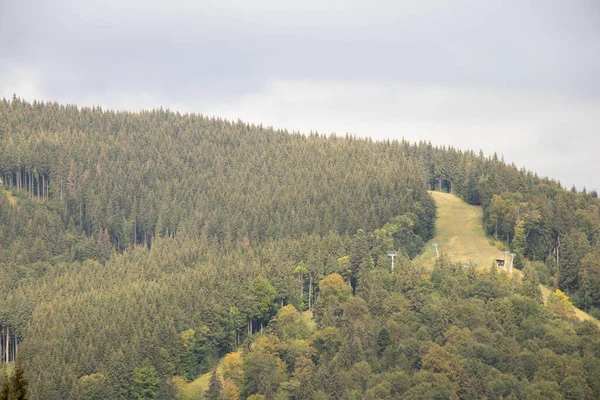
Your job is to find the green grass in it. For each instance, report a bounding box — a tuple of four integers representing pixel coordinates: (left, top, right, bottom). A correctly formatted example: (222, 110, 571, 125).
(538, 286, 600, 326)
(416, 191, 505, 269)
(173, 371, 212, 400)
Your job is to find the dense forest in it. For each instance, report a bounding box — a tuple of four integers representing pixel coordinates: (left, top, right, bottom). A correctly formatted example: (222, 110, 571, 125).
(1, 97, 600, 399)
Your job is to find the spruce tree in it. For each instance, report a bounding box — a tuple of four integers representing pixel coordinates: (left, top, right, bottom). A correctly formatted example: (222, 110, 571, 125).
(131, 362, 159, 400)
(205, 369, 224, 400)
(489, 262, 498, 281)
(377, 326, 390, 356)
(521, 263, 543, 303)
(9, 358, 28, 400)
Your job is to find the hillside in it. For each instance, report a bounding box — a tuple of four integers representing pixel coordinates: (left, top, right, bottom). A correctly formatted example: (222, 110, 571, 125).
(421, 190, 600, 327)
(1, 99, 600, 399)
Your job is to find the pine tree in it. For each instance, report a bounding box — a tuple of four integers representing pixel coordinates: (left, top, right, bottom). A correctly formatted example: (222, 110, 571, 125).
(349, 229, 372, 289)
(9, 358, 28, 400)
(131, 362, 159, 400)
(489, 262, 498, 281)
(205, 369, 224, 400)
(377, 326, 390, 356)
(521, 263, 543, 303)
(559, 229, 589, 293)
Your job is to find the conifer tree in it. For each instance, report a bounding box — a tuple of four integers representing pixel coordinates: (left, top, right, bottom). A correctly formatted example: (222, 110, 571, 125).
(522, 263, 543, 303)
(131, 362, 159, 400)
(489, 262, 498, 281)
(9, 358, 28, 400)
(377, 326, 390, 356)
(206, 369, 224, 400)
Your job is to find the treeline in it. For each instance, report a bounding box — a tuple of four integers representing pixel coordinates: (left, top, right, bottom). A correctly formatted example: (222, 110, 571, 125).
(218, 259, 600, 399)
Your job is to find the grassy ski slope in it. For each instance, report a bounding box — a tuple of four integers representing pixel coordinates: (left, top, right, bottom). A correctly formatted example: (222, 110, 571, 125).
(417, 191, 505, 268)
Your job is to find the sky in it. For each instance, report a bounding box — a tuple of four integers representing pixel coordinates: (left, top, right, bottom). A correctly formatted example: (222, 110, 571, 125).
(1, 0, 599, 190)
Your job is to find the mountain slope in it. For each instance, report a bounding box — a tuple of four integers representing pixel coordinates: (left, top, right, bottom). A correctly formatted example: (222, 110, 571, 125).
(421, 190, 600, 326)
(2, 99, 600, 398)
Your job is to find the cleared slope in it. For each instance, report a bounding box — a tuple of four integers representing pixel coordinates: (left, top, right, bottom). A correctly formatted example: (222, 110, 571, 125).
(419, 191, 599, 326)
(416, 191, 505, 268)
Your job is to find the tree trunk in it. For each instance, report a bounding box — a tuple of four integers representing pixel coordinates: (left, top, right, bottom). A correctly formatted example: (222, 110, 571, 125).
(308, 276, 313, 310)
(6, 326, 8, 363)
(556, 234, 560, 268)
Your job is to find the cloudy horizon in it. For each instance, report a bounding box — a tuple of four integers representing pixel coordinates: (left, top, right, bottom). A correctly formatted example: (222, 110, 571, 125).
(1, 0, 599, 190)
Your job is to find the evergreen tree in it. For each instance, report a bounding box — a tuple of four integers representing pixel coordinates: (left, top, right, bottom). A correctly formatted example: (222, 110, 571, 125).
(377, 326, 390, 356)
(559, 229, 589, 293)
(205, 369, 224, 400)
(521, 263, 543, 303)
(131, 362, 159, 400)
(9, 359, 28, 400)
(349, 229, 372, 290)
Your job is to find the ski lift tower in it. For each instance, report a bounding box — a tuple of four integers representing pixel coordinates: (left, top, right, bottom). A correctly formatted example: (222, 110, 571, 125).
(387, 251, 398, 272)
(509, 253, 516, 274)
(433, 243, 440, 258)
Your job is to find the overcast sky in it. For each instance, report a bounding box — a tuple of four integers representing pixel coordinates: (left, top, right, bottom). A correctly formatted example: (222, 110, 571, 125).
(1, 0, 599, 190)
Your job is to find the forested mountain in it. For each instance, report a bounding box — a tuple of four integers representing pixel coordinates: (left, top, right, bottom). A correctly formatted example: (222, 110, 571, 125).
(0, 97, 434, 251)
(1, 97, 600, 399)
